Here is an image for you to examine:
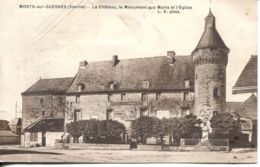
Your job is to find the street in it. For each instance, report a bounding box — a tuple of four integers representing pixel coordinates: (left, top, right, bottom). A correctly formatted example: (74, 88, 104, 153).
(0, 145, 257, 163)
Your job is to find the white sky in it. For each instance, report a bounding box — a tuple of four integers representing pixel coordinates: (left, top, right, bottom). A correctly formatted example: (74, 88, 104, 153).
(0, 0, 257, 121)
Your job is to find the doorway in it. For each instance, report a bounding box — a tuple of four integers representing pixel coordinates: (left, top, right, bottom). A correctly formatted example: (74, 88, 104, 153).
(42, 131, 46, 146)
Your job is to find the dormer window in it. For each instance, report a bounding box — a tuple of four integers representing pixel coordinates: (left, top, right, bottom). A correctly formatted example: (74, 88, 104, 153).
(109, 81, 118, 90)
(142, 81, 150, 89)
(109, 83, 115, 90)
(77, 83, 85, 92)
(184, 80, 190, 88)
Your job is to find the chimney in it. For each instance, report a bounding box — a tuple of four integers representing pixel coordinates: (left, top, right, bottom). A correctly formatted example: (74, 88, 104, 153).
(79, 60, 88, 68)
(167, 51, 176, 64)
(112, 55, 119, 67)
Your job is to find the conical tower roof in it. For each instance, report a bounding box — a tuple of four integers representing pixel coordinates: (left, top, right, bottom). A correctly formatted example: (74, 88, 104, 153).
(195, 9, 229, 51)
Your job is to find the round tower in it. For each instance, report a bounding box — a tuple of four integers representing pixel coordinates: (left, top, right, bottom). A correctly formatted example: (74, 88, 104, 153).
(192, 9, 229, 123)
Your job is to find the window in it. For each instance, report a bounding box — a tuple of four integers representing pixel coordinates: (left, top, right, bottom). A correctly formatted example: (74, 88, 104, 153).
(77, 84, 84, 92)
(213, 87, 220, 99)
(106, 109, 113, 120)
(40, 99, 44, 105)
(156, 110, 170, 119)
(121, 93, 126, 101)
(184, 80, 190, 88)
(140, 109, 148, 117)
(183, 92, 189, 100)
(141, 93, 147, 101)
(109, 83, 114, 90)
(156, 93, 161, 101)
(142, 81, 150, 89)
(30, 132, 38, 141)
(108, 93, 112, 101)
(74, 110, 81, 121)
(41, 110, 45, 116)
(76, 95, 80, 103)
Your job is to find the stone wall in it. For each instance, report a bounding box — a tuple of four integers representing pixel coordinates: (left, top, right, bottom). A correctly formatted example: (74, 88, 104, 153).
(22, 94, 66, 131)
(192, 49, 228, 117)
(65, 91, 194, 131)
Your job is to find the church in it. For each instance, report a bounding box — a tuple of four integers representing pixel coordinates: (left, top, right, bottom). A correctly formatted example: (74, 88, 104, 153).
(20, 10, 248, 147)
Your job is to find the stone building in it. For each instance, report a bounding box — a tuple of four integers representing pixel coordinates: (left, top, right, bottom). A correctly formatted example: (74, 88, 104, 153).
(232, 55, 257, 147)
(21, 77, 74, 147)
(191, 9, 229, 140)
(21, 10, 249, 147)
(65, 54, 195, 138)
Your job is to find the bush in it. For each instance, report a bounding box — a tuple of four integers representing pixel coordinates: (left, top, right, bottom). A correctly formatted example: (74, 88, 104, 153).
(131, 116, 162, 144)
(209, 111, 241, 146)
(161, 114, 202, 145)
(66, 119, 126, 144)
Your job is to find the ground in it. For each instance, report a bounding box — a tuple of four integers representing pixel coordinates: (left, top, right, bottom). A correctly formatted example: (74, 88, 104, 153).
(0, 145, 257, 163)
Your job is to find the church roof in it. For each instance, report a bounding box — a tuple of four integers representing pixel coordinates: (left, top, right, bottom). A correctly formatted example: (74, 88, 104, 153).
(66, 55, 194, 94)
(194, 9, 229, 51)
(22, 77, 74, 95)
(232, 55, 257, 94)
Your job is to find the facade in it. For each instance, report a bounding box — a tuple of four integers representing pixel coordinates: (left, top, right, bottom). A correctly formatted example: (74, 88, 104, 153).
(21, 10, 249, 147)
(231, 55, 257, 147)
(65, 54, 195, 138)
(21, 77, 74, 147)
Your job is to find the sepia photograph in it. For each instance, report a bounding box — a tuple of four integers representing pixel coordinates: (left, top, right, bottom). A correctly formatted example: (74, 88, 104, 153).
(0, 0, 258, 164)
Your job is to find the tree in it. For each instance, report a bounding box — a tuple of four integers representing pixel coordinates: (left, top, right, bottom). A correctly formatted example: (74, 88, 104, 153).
(131, 116, 162, 144)
(179, 114, 202, 139)
(66, 121, 83, 143)
(209, 111, 241, 146)
(161, 115, 202, 145)
(66, 119, 126, 144)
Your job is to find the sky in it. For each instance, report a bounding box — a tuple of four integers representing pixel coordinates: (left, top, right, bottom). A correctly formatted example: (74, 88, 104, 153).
(0, 0, 257, 121)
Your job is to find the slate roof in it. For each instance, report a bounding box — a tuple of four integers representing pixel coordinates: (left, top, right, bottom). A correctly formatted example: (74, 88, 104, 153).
(0, 130, 19, 137)
(236, 94, 257, 120)
(226, 102, 242, 112)
(0, 120, 10, 130)
(22, 77, 74, 95)
(233, 55, 257, 94)
(66, 55, 194, 94)
(194, 9, 229, 51)
(24, 117, 64, 132)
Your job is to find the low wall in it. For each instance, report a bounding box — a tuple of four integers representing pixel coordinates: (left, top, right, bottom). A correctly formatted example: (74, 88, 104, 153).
(0, 136, 20, 145)
(136, 144, 162, 151)
(59, 143, 130, 150)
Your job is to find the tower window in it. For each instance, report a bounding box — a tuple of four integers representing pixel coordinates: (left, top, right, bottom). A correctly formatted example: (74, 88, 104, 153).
(42, 110, 45, 116)
(141, 93, 147, 101)
(213, 87, 220, 99)
(40, 99, 44, 105)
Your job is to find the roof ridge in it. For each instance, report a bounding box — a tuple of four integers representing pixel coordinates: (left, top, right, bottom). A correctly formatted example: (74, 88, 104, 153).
(84, 55, 191, 63)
